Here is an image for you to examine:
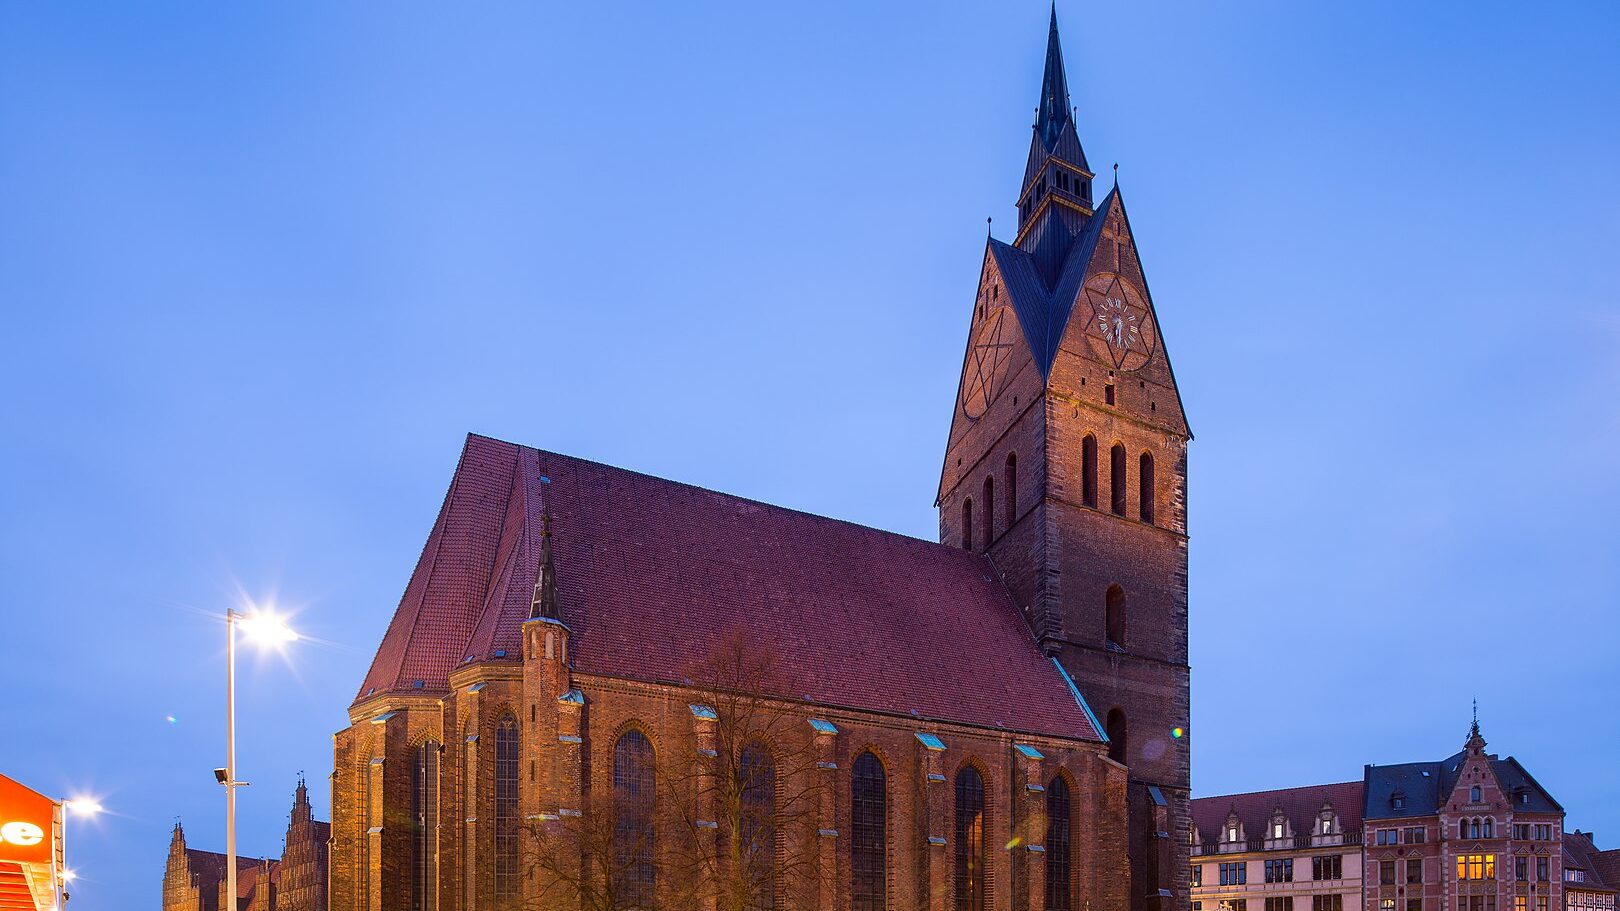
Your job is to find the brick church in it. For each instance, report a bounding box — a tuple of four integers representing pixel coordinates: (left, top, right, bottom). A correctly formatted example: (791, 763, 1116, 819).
(328, 9, 1190, 911)
(162, 778, 330, 911)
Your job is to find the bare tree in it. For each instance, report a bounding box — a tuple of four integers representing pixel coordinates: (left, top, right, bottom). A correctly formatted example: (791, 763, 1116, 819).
(518, 633, 821, 911)
(668, 632, 822, 911)
(519, 786, 670, 911)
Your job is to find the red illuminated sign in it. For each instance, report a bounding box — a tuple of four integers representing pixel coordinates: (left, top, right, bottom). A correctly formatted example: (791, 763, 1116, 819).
(0, 774, 55, 864)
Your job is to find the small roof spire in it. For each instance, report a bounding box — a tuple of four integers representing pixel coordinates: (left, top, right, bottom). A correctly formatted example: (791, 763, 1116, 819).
(1466, 699, 1486, 753)
(530, 508, 560, 620)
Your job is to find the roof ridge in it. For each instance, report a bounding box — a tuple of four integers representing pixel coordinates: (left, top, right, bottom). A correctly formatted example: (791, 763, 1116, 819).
(466, 433, 979, 560)
(1192, 780, 1363, 802)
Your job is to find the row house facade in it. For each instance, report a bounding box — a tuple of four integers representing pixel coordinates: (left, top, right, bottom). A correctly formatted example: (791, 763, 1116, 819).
(1190, 724, 1572, 911)
(1189, 781, 1365, 911)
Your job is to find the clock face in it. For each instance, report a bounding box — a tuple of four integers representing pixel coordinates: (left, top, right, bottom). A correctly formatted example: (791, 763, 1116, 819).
(962, 306, 1017, 419)
(1083, 273, 1157, 372)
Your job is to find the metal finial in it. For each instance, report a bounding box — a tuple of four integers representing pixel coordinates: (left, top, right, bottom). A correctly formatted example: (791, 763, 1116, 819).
(986, 216, 993, 238)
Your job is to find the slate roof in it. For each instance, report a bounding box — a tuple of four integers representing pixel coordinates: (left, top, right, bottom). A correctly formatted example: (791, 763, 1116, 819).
(356, 434, 1104, 742)
(1191, 781, 1364, 842)
(1363, 750, 1562, 821)
(1565, 832, 1618, 892)
(989, 188, 1115, 377)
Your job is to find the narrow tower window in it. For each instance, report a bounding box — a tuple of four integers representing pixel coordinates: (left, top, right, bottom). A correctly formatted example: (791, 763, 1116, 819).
(962, 498, 974, 551)
(954, 766, 987, 911)
(1106, 708, 1128, 765)
(1110, 443, 1127, 515)
(1139, 452, 1155, 524)
(1106, 584, 1126, 649)
(1081, 435, 1098, 508)
(1004, 453, 1017, 530)
(982, 476, 995, 548)
(852, 752, 887, 911)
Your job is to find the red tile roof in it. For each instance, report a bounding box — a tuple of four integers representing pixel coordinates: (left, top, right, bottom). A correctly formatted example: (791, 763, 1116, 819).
(356, 434, 1102, 742)
(1566, 832, 1619, 892)
(182, 849, 275, 898)
(1191, 781, 1365, 842)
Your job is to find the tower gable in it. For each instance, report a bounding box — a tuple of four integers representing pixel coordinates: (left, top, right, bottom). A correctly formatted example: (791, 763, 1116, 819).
(939, 244, 1044, 509)
(1047, 189, 1189, 438)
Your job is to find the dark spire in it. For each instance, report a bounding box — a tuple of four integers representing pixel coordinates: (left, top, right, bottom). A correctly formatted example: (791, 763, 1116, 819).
(1036, 4, 1072, 150)
(1018, 6, 1092, 236)
(529, 509, 559, 620)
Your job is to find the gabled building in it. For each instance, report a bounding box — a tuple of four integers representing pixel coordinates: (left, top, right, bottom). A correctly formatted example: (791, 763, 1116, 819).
(161, 780, 330, 911)
(329, 8, 1193, 911)
(1363, 722, 1564, 911)
(1190, 781, 1365, 911)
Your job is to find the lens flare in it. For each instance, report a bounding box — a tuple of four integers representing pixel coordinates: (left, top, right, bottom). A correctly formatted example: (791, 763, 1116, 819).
(1171, 726, 1185, 739)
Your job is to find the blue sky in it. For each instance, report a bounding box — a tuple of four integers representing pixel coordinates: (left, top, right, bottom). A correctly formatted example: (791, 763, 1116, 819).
(2, 2, 1617, 905)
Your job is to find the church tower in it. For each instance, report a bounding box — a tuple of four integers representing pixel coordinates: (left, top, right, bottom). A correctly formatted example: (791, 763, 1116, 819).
(938, 10, 1192, 910)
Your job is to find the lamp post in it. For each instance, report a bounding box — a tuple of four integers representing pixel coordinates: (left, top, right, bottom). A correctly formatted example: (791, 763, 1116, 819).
(222, 608, 297, 907)
(61, 797, 101, 905)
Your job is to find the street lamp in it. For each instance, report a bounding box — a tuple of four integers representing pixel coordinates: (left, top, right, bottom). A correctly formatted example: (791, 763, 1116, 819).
(223, 607, 298, 906)
(60, 797, 101, 905)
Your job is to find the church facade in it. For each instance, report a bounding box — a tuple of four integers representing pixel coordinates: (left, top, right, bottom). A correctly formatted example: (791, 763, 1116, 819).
(328, 10, 1189, 911)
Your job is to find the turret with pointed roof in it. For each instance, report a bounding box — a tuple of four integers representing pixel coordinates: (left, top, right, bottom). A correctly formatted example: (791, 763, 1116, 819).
(1017, 6, 1095, 247)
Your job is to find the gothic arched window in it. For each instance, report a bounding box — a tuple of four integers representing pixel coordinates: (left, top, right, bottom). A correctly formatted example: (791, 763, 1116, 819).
(1045, 775, 1072, 910)
(954, 766, 986, 911)
(1110, 443, 1128, 515)
(962, 498, 974, 551)
(411, 740, 440, 911)
(851, 751, 887, 911)
(739, 741, 776, 911)
(1081, 435, 1099, 508)
(1106, 708, 1128, 766)
(493, 715, 519, 900)
(461, 725, 476, 911)
(1004, 454, 1017, 530)
(614, 729, 657, 903)
(1139, 452, 1155, 524)
(982, 476, 995, 548)
(1105, 584, 1127, 649)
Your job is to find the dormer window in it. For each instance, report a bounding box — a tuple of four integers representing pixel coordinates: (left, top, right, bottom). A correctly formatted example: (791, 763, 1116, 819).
(1227, 825, 1239, 842)
(1393, 796, 1405, 810)
(1273, 822, 1283, 838)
